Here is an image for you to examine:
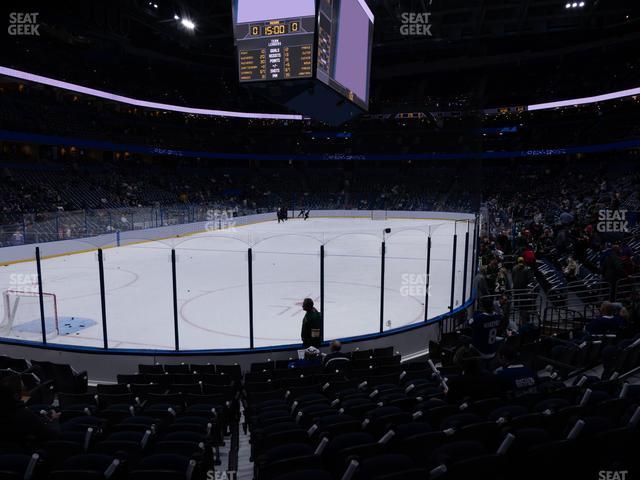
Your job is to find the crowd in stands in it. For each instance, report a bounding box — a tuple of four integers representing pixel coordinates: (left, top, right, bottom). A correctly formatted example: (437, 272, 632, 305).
(479, 156, 640, 318)
(0, 153, 478, 228)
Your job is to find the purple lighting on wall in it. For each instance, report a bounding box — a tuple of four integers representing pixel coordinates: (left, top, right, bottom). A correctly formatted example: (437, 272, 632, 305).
(527, 86, 640, 111)
(0, 66, 304, 121)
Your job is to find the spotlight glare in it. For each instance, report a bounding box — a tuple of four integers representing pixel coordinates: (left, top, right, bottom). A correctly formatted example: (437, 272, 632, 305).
(565, 2, 571, 8)
(173, 14, 179, 20)
(578, 1, 585, 6)
(181, 18, 195, 30)
(572, 2, 578, 7)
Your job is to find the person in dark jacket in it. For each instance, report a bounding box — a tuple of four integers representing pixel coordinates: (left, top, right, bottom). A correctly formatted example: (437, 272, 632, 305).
(475, 266, 490, 298)
(323, 340, 350, 369)
(602, 245, 625, 301)
(446, 347, 502, 402)
(586, 301, 625, 336)
(300, 298, 322, 347)
(512, 257, 533, 291)
(0, 383, 59, 448)
(493, 345, 537, 393)
(468, 297, 503, 359)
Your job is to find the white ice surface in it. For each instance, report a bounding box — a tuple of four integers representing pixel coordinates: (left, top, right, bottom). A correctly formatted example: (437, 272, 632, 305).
(0, 217, 473, 350)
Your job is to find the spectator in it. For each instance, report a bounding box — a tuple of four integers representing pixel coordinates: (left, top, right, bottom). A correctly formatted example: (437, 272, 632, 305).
(0, 383, 59, 448)
(602, 245, 625, 301)
(522, 244, 536, 268)
(323, 340, 350, 369)
(494, 266, 509, 294)
(475, 266, 490, 298)
(586, 301, 625, 336)
(300, 298, 323, 348)
(447, 347, 502, 402)
(512, 257, 533, 291)
(493, 345, 537, 393)
(468, 297, 504, 360)
(563, 256, 579, 282)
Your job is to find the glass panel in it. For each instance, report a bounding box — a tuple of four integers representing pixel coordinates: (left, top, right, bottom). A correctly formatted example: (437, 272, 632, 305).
(36, 240, 105, 347)
(384, 229, 428, 331)
(253, 235, 321, 348)
(0, 247, 43, 342)
(453, 222, 469, 310)
(104, 238, 174, 349)
(325, 233, 381, 339)
(428, 223, 454, 319)
(176, 236, 250, 350)
(467, 219, 477, 303)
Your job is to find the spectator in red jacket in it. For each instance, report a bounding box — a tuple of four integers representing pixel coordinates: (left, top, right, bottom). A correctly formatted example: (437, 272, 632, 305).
(522, 245, 536, 267)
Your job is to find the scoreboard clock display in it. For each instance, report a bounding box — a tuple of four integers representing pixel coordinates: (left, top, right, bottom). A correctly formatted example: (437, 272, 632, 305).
(233, 0, 316, 82)
(249, 20, 301, 37)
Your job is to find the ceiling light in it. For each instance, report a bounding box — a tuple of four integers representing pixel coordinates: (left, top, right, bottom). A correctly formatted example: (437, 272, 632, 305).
(181, 18, 195, 30)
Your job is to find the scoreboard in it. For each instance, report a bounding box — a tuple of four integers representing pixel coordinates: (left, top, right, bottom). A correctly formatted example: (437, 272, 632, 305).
(232, 0, 374, 119)
(316, 0, 373, 110)
(233, 0, 316, 82)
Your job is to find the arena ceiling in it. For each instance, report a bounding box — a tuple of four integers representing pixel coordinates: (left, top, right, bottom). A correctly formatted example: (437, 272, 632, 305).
(1, 0, 638, 112)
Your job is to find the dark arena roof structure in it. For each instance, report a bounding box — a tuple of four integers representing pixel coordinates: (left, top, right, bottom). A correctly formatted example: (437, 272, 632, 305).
(0, 1, 640, 479)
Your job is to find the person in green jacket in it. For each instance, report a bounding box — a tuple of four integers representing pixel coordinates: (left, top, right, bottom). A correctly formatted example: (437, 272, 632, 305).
(301, 298, 323, 347)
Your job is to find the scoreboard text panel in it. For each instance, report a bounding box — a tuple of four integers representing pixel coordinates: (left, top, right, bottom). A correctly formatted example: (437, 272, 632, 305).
(236, 17, 315, 82)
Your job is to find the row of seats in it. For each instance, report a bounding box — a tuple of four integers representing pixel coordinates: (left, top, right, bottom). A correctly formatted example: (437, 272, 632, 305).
(136, 364, 241, 379)
(238, 332, 640, 480)
(246, 368, 640, 479)
(1, 387, 224, 479)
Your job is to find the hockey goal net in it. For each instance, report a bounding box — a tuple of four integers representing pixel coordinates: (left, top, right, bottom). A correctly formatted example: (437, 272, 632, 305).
(1, 290, 59, 338)
(371, 210, 388, 221)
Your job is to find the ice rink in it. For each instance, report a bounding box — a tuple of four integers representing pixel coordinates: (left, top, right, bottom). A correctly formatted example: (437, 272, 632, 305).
(0, 216, 475, 350)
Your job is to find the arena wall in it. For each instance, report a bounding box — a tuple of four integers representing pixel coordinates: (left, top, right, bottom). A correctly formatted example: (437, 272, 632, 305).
(0, 210, 475, 265)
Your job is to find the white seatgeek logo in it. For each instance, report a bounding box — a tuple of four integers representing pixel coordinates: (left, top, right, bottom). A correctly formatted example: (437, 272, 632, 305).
(8, 13, 40, 36)
(400, 273, 432, 297)
(597, 209, 629, 233)
(9, 273, 39, 293)
(599, 471, 628, 480)
(207, 471, 237, 480)
(400, 13, 432, 36)
(205, 209, 237, 232)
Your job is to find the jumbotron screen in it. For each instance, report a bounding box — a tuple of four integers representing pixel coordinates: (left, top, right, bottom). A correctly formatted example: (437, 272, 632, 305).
(233, 0, 316, 82)
(316, 0, 374, 110)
